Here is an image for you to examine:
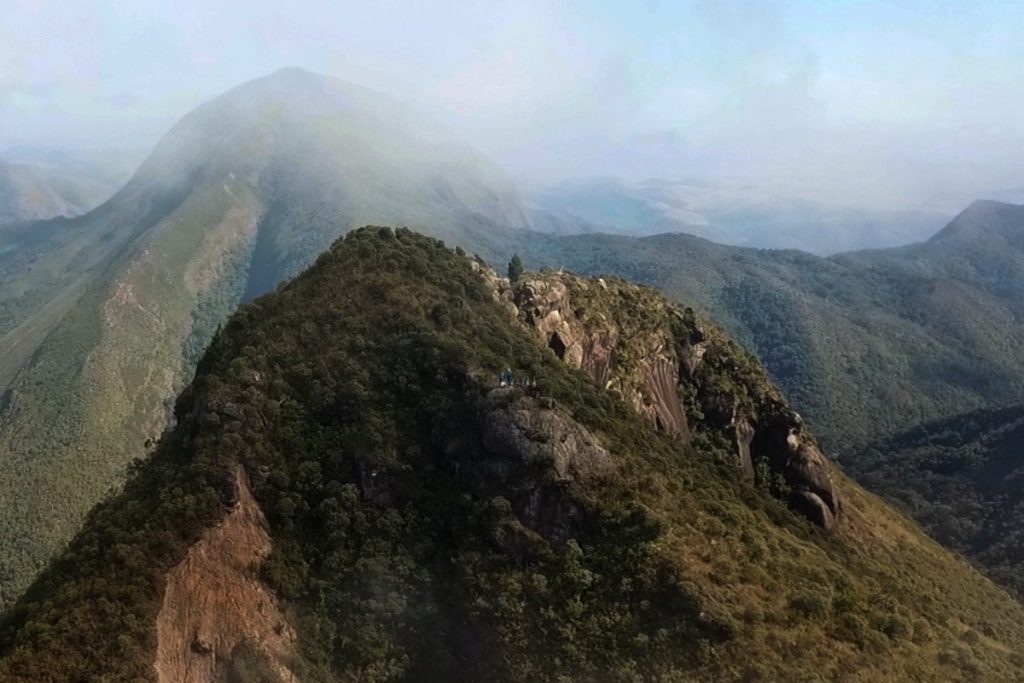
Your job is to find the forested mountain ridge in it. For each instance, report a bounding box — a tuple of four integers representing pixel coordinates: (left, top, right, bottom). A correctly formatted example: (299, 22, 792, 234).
(1, 228, 1022, 682)
(0, 67, 529, 610)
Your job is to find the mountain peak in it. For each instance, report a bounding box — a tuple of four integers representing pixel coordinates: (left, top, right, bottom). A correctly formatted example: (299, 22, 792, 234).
(929, 198, 1024, 243)
(234, 66, 355, 100)
(266, 65, 319, 79)
(0, 71, 528, 614)
(111, 64, 528, 253)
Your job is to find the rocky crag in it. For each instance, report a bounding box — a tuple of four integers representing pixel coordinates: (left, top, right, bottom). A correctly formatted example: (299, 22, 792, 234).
(482, 267, 839, 529)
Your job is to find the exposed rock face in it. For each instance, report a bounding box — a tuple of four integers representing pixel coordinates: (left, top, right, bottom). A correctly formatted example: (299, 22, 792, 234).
(753, 414, 840, 530)
(644, 356, 690, 434)
(735, 417, 756, 480)
(695, 390, 758, 477)
(484, 268, 841, 530)
(154, 466, 297, 683)
(512, 275, 689, 435)
(480, 388, 614, 484)
(476, 389, 614, 543)
(674, 315, 841, 532)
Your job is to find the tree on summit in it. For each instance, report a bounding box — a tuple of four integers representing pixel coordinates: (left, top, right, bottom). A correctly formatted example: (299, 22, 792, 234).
(507, 254, 524, 283)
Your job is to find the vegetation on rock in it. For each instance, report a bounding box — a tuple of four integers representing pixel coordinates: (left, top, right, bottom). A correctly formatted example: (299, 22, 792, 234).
(506, 253, 524, 283)
(504, 200, 1024, 595)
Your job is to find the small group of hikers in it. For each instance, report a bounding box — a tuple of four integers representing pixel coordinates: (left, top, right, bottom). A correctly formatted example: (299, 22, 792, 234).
(497, 368, 538, 390)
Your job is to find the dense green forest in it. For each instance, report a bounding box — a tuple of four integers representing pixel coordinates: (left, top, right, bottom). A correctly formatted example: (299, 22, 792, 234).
(2, 228, 1023, 681)
(851, 404, 1024, 597)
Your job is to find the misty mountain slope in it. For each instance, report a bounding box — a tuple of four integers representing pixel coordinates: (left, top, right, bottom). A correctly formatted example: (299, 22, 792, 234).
(126, 66, 528, 285)
(527, 177, 948, 253)
(0, 161, 106, 225)
(507, 200, 1024, 452)
(0, 148, 140, 224)
(3, 228, 1023, 682)
(0, 67, 529, 610)
(851, 404, 1024, 598)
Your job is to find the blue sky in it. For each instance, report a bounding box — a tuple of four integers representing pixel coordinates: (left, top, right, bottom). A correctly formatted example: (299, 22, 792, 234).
(3, 0, 1024, 210)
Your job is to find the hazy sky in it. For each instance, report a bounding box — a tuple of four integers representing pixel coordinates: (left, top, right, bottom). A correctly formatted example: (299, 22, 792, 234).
(4, 0, 1024, 211)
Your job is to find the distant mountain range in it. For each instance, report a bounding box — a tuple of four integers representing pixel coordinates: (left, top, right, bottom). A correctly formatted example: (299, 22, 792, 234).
(525, 176, 950, 254)
(0, 148, 141, 224)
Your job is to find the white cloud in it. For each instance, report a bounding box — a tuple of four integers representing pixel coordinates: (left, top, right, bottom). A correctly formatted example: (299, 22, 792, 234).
(3, 0, 1024, 210)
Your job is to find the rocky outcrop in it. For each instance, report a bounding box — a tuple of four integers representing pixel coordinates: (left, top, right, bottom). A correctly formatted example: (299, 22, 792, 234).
(475, 389, 614, 544)
(753, 414, 840, 530)
(480, 388, 614, 484)
(511, 274, 689, 435)
(676, 315, 840, 531)
(645, 356, 690, 435)
(481, 267, 840, 530)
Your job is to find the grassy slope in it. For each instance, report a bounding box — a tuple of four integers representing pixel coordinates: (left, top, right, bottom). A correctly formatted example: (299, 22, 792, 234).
(2, 228, 1022, 682)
